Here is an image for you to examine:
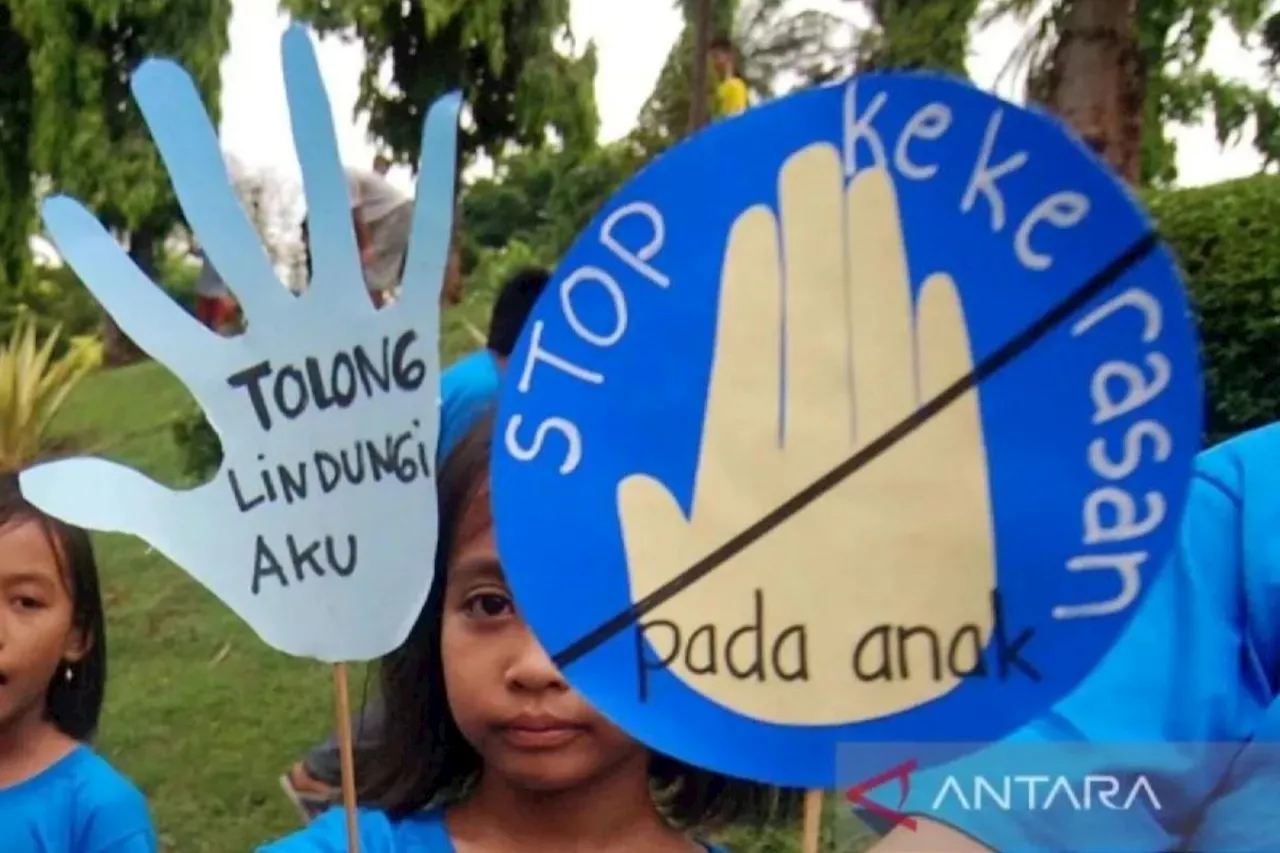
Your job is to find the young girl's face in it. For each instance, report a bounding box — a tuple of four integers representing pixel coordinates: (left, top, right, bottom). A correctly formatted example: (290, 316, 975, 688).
(0, 520, 86, 732)
(441, 482, 647, 792)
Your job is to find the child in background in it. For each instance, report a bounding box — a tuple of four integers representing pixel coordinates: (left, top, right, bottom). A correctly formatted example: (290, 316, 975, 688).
(192, 242, 238, 334)
(709, 36, 748, 119)
(261, 414, 797, 852)
(0, 475, 156, 852)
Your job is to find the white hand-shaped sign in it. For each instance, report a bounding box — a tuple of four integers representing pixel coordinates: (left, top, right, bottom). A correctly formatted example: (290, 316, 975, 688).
(619, 144, 995, 724)
(20, 27, 460, 663)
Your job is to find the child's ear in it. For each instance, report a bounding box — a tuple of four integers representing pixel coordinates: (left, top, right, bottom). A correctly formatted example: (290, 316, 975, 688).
(61, 625, 91, 664)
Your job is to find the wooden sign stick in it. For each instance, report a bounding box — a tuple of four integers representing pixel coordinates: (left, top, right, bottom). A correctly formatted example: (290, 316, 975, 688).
(802, 788, 823, 853)
(333, 663, 361, 853)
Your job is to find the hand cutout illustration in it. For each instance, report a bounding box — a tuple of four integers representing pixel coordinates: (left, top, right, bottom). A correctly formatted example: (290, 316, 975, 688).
(618, 143, 995, 724)
(19, 27, 461, 663)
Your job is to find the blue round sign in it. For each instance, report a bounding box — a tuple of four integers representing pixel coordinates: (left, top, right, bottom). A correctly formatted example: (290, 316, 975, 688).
(491, 73, 1202, 788)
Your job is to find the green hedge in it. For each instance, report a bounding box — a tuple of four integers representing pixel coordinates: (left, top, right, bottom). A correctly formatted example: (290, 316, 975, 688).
(1147, 174, 1280, 446)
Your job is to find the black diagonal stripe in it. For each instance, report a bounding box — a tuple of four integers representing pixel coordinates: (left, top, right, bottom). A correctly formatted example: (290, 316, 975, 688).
(552, 231, 1161, 669)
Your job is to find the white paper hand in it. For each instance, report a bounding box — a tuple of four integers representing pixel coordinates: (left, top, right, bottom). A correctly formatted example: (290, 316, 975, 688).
(619, 144, 996, 723)
(19, 28, 460, 663)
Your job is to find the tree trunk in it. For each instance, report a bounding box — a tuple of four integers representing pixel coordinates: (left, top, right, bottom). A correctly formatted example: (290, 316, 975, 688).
(1040, 0, 1144, 183)
(866, 0, 980, 75)
(443, 203, 464, 305)
(688, 0, 713, 133)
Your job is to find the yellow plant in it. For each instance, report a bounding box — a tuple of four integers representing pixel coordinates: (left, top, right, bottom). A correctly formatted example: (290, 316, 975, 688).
(0, 320, 98, 472)
(68, 334, 105, 370)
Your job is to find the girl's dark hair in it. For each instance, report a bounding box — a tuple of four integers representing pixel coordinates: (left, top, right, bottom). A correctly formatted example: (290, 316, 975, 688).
(361, 411, 801, 829)
(486, 267, 550, 357)
(0, 474, 106, 741)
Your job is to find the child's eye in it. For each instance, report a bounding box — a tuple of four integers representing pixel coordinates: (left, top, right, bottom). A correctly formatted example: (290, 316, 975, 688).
(463, 592, 514, 619)
(12, 596, 44, 611)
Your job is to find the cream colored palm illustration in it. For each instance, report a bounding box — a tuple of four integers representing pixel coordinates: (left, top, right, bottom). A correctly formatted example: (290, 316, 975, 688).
(618, 143, 996, 724)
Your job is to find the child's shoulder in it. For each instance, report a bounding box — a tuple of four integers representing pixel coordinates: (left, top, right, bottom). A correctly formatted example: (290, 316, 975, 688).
(258, 806, 453, 853)
(67, 747, 156, 846)
(63, 746, 149, 804)
(1, 745, 156, 851)
(442, 351, 499, 399)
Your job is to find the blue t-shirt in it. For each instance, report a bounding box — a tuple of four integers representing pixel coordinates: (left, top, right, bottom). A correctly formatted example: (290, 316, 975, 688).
(259, 806, 731, 852)
(1, 744, 156, 852)
(882, 423, 1280, 851)
(438, 350, 500, 461)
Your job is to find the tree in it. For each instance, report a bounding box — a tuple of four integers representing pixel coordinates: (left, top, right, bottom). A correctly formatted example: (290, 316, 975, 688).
(634, 0, 736, 155)
(851, 0, 982, 75)
(10, 0, 233, 363)
(690, 0, 715, 132)
(0, 5, 34, 293)
(990, 0, 1280, 186)
(1030, 0, 1144, 183)
(285, 0, 599, 164)
(635, 0, 853, 155)
(283, 0, 600, 302)
(461, 141, 640, 269)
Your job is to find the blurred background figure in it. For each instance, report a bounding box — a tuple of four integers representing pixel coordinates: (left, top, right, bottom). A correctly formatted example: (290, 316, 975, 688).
(710, 35, 748, 118)
(191, 242, 239, 334)
(297, 155, 415, 307)
(346, 154, 415, 307)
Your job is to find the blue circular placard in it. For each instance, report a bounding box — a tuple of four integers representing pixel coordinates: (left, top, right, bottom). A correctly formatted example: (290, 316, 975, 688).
(490, 73, 1202, 788)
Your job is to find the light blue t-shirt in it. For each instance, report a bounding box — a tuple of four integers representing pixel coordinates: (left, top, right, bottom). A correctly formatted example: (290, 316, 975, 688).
(438, 349, 500, 461)
(2, 744, 156, 852)
(259, 806, 731, 852)
(886, 423, 1280, 851)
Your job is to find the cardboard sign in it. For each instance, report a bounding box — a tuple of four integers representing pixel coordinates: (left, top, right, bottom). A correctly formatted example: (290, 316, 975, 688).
(20, 26, 460, 663)
(491, 74, 1203, 787)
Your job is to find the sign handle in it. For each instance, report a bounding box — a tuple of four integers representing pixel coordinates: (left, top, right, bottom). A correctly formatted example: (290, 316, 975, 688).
(802, 788, 823, 853)
(333, 663, 361, 853)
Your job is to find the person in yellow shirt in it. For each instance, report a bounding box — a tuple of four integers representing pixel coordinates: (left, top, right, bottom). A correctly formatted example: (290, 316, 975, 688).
(710, 35, 748, 118)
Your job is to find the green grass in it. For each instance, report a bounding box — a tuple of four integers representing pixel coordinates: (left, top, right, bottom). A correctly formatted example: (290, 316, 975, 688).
(51, 360, 346, 852)
(48, 345, 879, 853)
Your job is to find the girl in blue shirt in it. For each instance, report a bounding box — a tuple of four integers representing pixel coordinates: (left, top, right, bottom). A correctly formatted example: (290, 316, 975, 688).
(0, 474, 156, 852)
(261, 415, 797, 852)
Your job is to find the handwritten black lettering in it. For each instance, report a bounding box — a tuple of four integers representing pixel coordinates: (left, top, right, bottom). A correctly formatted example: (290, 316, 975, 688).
(227, 361, 274, 431)
(274, 365, 309, 419)
(226, 420, 433, 512)
(315, 452, 342, 491)
(227, 330, 427, 431)
(990, 590, 1039, 680)
(251, 534, 287, 594)
(306, 351, 358, 411)
(277, 460, 308, 503)
(632, 589, 809, 700)
(391, 330, 426, 389)
(352, 342, 390, 395)
(851, 590, 1039, 683)
(947, 625, 986, 678)
(287, 534, 324, 582)
(228, 468, 265, 512)
(250, 532, 358, 594)
(635, 620, 678, 702)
